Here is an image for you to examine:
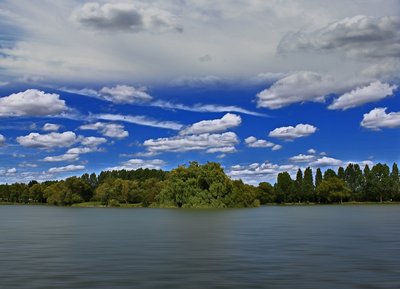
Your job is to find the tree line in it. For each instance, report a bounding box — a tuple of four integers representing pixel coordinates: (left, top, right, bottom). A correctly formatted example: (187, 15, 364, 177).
(0, 162, 399, 208)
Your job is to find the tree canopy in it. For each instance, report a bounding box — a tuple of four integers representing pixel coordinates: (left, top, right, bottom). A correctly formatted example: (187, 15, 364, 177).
(0, 162, 398, 208)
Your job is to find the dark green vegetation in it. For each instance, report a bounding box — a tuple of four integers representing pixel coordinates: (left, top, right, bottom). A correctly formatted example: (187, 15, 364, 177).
(0, 162, 399, 208)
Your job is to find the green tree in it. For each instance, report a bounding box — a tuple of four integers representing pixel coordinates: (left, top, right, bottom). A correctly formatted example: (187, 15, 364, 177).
(324, 169, 337, 180)
(45, 181, 83, 206)
(294, 169, 303, 202)
(316, 177, 350, 204)
(390, 163, 399, 201)
(303, 167, 314, 202)
(370, 163, 391, 202)
(274, 172, 294, 203)
(337, 167, 345, 180)
(315, 168, 323, 188)
(257, 182, 275, 204)
(65, 177, 93, 201)
(29, 183, 44, 203)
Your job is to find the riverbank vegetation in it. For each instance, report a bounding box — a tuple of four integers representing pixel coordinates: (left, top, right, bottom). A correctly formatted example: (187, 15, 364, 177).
(0, 162, 399, 208)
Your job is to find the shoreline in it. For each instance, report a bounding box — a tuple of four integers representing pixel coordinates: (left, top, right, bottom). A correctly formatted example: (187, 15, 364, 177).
(1, 201, 400, 208)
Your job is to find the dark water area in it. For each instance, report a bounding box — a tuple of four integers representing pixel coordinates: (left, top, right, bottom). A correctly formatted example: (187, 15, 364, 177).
(1, 205, 400, 289)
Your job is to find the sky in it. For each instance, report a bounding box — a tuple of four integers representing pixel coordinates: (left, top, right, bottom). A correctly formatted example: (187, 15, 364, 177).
(0, 0, 399, 184)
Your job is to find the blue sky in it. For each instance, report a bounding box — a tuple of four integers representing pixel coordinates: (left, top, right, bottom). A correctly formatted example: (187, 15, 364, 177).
(0, 0, 399, 184)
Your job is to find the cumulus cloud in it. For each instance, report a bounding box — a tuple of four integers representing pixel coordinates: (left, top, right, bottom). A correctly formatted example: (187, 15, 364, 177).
(278, 15, 400, 59)
(143, 132, 239, 154)
(0, 134, 5, 146)
(108, 158, 165, 171)
(48, 165, 85, 173)
(227, 161, 298, 185)
(0, 89, 68, 117)
(268, 124, 317, 141)
(256, 71, 342, 109)
(72, 2, 181, 33)
(289, 154, 316, 163)
(0, 168, 17, 176)
(17, 131, 77, 149)
(311, 156, 342, 167)
(79, 122, 128, 139)
(79, 136, 107, 147)
(329, 81, 398, 110)
(244, 136, 281, 150)
(307, 148, 317, 154)
(360, 107, 400, 130)
(94, 113, 182, 130)
(42, 123, 60, 132)
(180, 113, 241, 135)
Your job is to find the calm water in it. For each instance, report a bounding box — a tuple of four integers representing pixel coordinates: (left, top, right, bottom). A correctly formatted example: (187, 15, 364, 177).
(1, 205, 400, 289)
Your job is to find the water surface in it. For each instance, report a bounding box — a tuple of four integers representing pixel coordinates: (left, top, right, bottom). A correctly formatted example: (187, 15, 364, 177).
(1, 205, 399, 288)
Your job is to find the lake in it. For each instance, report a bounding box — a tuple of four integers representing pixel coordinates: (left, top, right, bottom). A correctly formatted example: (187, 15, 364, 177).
(1, 205, 399, 289)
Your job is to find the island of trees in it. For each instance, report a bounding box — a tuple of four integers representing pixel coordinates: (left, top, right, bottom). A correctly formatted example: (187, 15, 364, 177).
(0, 162, 399, 208)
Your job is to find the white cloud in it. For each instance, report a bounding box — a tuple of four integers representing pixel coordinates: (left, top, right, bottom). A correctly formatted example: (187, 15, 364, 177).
(72, 2, 181, 33)
(62, 87, 264, 116)
(244, 136, 280, 150)
(256, 71, 343, 109)
(66, 147, 100, 155)
(143, 132, 239, 154)
(0, 89, 67, 117)
(278, 15, 400, 59)
(99, 85, 152, 104)
(43, 153, 79, 162)
(180, 113, 241, 135)
(361, 107, 400, 129)
(227, 161, 296, 185)
(48, 165, 85, 173)
(289, 154, 316, 163)
(94, 113, 182, 130)
(60, 85, 152, 104)
(42, 123, 61, 132)
(269, 124, 317, 141)
(149, 100, 265, 117)
(311, 156, 342, 167)
(206, 146, 236, 153)
(307, 148, 317, 154)
(43, 146, 101, 162)
(0, 134, 5, 146)
(7, 168, 16, 174)
(329, 81, 397, 110)
(17, 131, 77, 149)
(272, 144, 282, 151)
(0, 167, 17, 175)
(18, 162, 38, 168)
(108, 158, 165, 171)
(79, 136, 107, 147)
(79, 122, 128, 139)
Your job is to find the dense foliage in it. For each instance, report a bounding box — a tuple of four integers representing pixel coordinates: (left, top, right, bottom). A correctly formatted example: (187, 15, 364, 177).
(0, 162, 399, 208)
